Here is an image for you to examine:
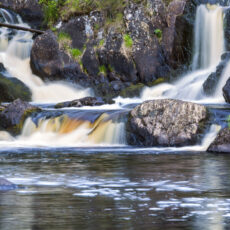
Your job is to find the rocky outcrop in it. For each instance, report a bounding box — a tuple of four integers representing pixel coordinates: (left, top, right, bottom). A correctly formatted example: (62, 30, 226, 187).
(30, 31, 90, 87)
(0, 66, 32, 103)
(0, 178, 17, 191)
(0, 0, 44, 28)
(126, 99, 207, 147)
(30, 0, 193, 98)
(203, 52, 230, 95)
(0, 99, 40, 135)
(208, 128, 230, 153)
(55, 97, 105, 108)
(223, 78, 230, 103)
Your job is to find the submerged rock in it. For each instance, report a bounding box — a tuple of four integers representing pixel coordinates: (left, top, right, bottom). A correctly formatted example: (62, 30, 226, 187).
(0, 99, 40, 135)
(55, 97, 105, 108)
(0, 178, 17, 191)
(223, 78, 230, 103)
(126, 99, 207, 147)
(208, 128, 230, 153)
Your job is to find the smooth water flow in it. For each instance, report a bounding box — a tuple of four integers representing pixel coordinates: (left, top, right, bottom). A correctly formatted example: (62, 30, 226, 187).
(0, 9, 92, 103)
(142, 4, 226, 103)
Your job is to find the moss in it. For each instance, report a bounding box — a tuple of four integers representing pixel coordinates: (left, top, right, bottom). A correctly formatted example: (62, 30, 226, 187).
(99, 39, 105, 47)
(147, 78, 165, 87)
(120, 83, 145, 98)
(71, 48, 83, 59)
(99, 65, 107, 75)
(123, 34, 133, 48)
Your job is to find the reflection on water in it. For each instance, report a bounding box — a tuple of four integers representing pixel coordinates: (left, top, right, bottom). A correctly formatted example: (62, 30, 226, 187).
(0, 150, 230, 229)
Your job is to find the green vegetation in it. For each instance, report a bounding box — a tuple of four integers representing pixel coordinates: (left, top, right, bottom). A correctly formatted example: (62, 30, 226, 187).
(99, 65, 107, 75)
(39, 0, 129, 28)
(39, 0, 60, 27)
(58, 32, 71, 41)
(99, 39, 105, 47)
(123, 34, 133, 48)
(71, 48, 83, 59)
(154, 28, 162, 40)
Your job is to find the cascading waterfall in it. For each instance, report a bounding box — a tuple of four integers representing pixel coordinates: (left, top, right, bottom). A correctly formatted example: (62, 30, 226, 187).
(0, 9, 92, 103)
(17, 112, 127, 146)
(142, 4, 226, 103)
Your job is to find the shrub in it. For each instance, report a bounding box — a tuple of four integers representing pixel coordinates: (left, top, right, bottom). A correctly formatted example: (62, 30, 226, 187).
(123, 34, 133, 48)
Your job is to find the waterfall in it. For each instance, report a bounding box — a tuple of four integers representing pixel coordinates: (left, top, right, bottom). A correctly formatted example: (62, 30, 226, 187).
(18, 113, 127, 147)
(0, 9, 92, 103)
(141, 4, 226, 103)
(192, 4, 224, 70)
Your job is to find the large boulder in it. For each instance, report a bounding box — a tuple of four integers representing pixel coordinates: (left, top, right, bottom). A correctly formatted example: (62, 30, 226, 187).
(0, 99, 40, 135)
(0, 0, 44, 28)
(208, 128, 230, 153)
(223, 78, 230, 103)
(126, 99, 207, 147)
(30, 31, 90, 87)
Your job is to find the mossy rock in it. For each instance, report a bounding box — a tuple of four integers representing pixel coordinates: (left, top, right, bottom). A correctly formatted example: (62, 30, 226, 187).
(0, 75, 32, 103)
(120, 78, 165, 98)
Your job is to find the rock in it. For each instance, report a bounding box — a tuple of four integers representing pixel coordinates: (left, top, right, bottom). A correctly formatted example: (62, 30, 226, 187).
(203, 52, 230, 95)
(0, 0, 44, 29)
(0, 99, 40, 135)
(30, 31, 90, 87)
(0, 73, 32, 103)
(126, 99, 207, 147)
(0, 178, 17, 191)
(55, 97, 105, 108)
(223, 78, 230, 103)
(208, 128, 230, 153)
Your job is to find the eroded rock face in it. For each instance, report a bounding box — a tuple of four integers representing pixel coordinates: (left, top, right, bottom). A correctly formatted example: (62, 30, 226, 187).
(0, 0, 43, 28)
(30, 0, 192, 97)
(208, 128, 230, 153)
(223, 78, 230, 103)
(0, 99, 40, 135)
(126, 99, 207, 147)
(55, 97, 105, 109)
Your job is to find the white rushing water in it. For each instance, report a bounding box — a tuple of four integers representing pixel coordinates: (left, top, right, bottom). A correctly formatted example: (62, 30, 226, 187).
(0, 9, 92, 103)
(141, 4, 226, 103)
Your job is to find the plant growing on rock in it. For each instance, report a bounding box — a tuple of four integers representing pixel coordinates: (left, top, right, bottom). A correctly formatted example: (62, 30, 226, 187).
(123, 34, 133, 48)
(154, 28, 162, 40)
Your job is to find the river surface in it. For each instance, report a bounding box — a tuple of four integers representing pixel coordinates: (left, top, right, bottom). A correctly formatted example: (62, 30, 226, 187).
(0, 149, 230, 230)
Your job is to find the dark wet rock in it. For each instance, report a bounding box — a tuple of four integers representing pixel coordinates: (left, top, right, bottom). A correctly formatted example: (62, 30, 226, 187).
(223, 78, 230, 103)
(0, 178, 17, 191)
(0, 99, 40, 135)
(203, 52, 230, 96)
(30, 31, 90, 87)
(208, 128, 230, 153)
(30, 0, 193, 97)
(126, 99, 207, 147)
(55, 97, 105, 109)
(0, 0, 44, 29)
(0, 73, 32, 103)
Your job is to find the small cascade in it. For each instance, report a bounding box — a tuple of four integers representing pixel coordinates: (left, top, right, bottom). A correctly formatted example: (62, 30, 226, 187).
(0, 9, 92, 103)
(141, 4, 226, 103)
(18, 112, 127, 147)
